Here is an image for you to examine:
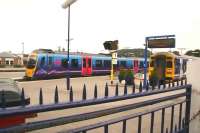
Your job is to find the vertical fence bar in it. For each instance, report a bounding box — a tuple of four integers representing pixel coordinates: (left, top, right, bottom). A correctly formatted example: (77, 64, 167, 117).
(163, 81, 166, 89)
(115, 83, 119, 96)
(177, 80, 179, 86)
(132, 82, 135, 94)
(138, 115, 142, 133)
(170, 105, 174, 133)
(181, 78, 183, 86)
(168, 80, 171, 88)
(158, 81, 161, 89)
(21, 88, 25, 106)
(185, 86, 191, 133)
(122, 120, 126, 133)
(161, 108, 165, 133)
(105, 83, 108, 98)
(104, 125, 108, 133)
(185, 78, 187, 85)
(54, 86, 59, 103)
(1, 90, 6, 108)
(124, 84, 127, 95)
(94, 84, 97, 99)
(83, 84, 87, 100)
(178, 103, 182, 130)
(150, 112, 154, 133)
(146, 80, 149, 91)
(139, 82, 142, 93)
(172, 80, 175, 87)
(70, 86, 73, 102)
(39, 88, 43, 105)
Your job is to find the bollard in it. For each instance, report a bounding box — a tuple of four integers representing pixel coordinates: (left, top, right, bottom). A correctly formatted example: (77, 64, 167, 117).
(94, 84, 98, 99)
(70, 86, 73, 102)
(21, 88, 25, 106)
(182, 118, 185, 128)
(139, 81, 142, 93)
(124, 84, 127, 95)
(175, 124, 177, 132)
(82, 84, 87, 100)
(165, 128, 168, 133)
(185, 86, 191, 133)
(39, 88, 43, 105)
(54, 86, 59, 103)
(115, 83, 119, 96)
(105, 83, 109, 97)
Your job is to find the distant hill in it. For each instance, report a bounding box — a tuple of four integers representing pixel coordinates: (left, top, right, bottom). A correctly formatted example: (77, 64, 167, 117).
(99, 48, 152, 58)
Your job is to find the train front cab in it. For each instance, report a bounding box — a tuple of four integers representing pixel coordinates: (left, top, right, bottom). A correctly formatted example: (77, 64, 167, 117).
(25, 53, 37, 80)
(149, 53, 175, 82)
(81, 56, 92, 76)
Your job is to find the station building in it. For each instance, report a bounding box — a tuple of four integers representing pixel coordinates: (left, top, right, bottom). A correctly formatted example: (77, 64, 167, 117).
(0, 52, 27, 67)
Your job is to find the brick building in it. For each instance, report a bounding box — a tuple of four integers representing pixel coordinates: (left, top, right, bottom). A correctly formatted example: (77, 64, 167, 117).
(0, 52, 22, 66)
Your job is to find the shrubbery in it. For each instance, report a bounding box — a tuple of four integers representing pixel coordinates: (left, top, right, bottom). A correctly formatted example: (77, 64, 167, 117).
(118, 69, 134, 85)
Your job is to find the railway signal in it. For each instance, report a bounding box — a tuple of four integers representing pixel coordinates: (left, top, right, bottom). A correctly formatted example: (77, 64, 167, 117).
(103, 40, 119, 84)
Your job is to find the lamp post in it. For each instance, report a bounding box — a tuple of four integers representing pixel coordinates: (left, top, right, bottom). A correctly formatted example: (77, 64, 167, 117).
(62, 0, 78, 90)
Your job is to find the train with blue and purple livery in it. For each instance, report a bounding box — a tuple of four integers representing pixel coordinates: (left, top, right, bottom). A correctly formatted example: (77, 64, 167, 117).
(25, 49, 148, 80)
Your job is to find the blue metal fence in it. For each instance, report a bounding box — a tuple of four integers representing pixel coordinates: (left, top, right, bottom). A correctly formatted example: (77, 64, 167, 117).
(0, 78, 191, 133)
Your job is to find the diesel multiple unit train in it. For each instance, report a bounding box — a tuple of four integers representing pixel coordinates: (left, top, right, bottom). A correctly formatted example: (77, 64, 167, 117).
(25, 49, 147, 80)
(25, 49, 187, 81)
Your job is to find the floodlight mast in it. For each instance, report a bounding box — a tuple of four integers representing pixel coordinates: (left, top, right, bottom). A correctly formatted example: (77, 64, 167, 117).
(62, 0, 77, 9)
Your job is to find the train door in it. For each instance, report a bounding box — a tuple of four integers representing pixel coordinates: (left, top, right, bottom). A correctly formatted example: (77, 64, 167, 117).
(82, 56, 92, 76)
(133, 60, 139, 73)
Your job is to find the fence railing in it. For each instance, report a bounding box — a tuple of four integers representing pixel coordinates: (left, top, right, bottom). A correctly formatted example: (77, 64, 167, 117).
(0, 78, 191, 133)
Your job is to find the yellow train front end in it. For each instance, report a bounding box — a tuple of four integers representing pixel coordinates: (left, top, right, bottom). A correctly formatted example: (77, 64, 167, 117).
(149, 52, 175, 84)
(25, 54, 37, 80)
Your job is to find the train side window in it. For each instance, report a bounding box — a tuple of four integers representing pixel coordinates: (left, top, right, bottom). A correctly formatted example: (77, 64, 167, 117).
(104, 60, 111, 68)
(48, 57, 53, 65)
(96, 60, 102, 68)
(139, 61, 143, 68)
(166, 61, 172, 68)
(71, 59, 78, 68)
(61, 58, 68, 68)
(40, 57, 45, 67)
(120, 61, 127, 68)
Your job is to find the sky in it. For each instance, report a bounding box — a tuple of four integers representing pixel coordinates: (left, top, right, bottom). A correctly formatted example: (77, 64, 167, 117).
(0, 0, 200, 54)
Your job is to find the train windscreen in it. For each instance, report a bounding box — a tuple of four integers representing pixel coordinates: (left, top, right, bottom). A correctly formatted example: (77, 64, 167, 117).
(26, 55, 37, 69)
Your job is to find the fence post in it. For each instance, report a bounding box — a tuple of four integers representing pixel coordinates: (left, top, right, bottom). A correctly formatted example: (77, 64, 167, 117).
(54, 86, 59, 103)
(39, 88, 43, 105)
(185, 85, 192, 133)
(1, 90, 6, 108)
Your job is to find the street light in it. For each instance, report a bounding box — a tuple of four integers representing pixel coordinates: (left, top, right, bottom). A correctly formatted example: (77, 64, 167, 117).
(62, 0, 78, 90)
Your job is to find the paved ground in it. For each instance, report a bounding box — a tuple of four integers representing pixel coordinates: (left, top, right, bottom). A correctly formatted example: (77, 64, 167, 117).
(11, 76, 183, 133)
